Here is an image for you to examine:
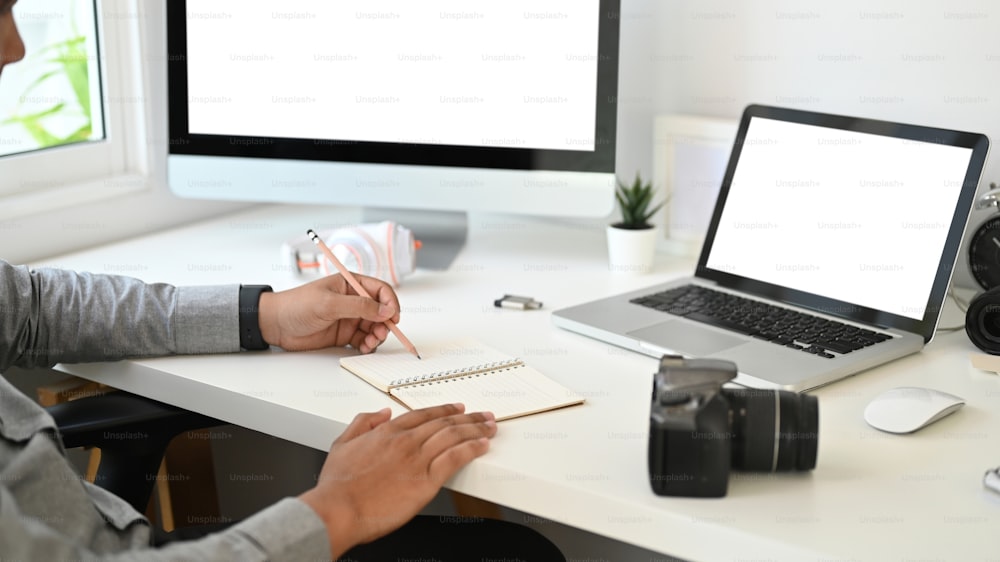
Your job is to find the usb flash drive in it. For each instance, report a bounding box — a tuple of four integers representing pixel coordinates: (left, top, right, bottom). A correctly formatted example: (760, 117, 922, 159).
(494, 294, 543, 310)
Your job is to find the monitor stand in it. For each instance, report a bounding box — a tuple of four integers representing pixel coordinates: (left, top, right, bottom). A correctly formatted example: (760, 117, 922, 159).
(362, 207, 468, 271)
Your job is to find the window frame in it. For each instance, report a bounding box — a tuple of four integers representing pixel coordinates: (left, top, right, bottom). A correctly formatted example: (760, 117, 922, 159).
(0, 0, 149, 221)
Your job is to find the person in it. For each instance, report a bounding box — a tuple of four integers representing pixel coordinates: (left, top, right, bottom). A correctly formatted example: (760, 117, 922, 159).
(0, 0, 25, 76)
(0, 3, 564, 560)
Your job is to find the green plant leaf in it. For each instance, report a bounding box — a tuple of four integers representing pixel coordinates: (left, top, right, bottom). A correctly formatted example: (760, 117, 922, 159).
(52, 37, 90, 114)
(15, 69, 62, 104)
(5, 105, 65, 146)
(61, 123, 93, 144)
(6, 30, 93, 151)
(614, 173, 663, 228)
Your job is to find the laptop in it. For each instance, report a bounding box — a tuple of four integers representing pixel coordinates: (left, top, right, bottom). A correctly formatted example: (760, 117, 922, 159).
(553, 104, 990, 391)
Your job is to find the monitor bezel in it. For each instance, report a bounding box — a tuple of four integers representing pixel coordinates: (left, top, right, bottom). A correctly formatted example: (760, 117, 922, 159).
(166, 0, 620, 175)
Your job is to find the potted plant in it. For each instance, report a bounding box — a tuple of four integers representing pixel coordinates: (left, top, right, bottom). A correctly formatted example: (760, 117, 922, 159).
(607, 173, 664, 274)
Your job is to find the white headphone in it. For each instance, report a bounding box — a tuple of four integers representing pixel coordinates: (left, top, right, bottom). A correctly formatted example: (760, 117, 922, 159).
(280, 221, 419, 287)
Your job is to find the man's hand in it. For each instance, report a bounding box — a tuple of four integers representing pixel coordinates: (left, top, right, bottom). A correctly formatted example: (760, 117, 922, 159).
(257, 274, 400, 352)
(300, 404, 497, 558)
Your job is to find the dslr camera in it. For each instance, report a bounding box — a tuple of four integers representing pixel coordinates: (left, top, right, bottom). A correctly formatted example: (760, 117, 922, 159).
(648, 355, 818, 497)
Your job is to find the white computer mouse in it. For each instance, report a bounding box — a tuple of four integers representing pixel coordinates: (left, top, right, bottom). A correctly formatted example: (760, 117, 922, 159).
(863, 386, 965, 434)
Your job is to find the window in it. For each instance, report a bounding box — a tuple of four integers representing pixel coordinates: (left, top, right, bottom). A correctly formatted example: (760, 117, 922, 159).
(0, 0, 105, 158)
(0, 0, 148, 218)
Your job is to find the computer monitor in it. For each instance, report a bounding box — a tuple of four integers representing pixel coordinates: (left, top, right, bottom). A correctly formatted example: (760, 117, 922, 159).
(166, 1, 620, 269)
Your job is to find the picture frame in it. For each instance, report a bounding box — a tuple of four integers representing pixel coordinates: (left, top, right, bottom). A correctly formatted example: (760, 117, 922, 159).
(652, 114, 738, 256)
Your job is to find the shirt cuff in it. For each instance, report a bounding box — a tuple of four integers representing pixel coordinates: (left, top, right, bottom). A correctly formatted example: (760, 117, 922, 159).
(175, 285, 241, 354)
(229, 497, 331, 561)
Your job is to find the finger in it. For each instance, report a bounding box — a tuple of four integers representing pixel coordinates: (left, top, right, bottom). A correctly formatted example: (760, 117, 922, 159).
(418, 416, 498, 462)
(356, 318, 375, 334)
(390, 403, 466, 431)
(363, 332, 382, 354)
(358, 321, 389, 344)
(357, 275, 401, 311)
(370, 323, 390, 342)
(320, 272, 350, 294)
(398, 411, 496, 453)
(332, 293, 396, 323)
(349, 327, 385, 354)
(335, 408, 392, 444)
(355, 333, 381, 354)
(350, 330, 370, 353)
(341, 319, 368, 348)
(427, 437, 492, 486)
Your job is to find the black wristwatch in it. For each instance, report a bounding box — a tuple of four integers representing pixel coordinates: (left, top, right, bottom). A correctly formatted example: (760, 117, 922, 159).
(239, 285, 273, 351)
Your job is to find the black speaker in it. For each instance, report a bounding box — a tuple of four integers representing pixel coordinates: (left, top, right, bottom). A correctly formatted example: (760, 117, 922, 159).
(965, 287, 1000, 354)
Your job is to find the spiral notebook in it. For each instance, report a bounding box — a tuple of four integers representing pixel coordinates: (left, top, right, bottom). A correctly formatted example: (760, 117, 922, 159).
(339, 339, 585, 421)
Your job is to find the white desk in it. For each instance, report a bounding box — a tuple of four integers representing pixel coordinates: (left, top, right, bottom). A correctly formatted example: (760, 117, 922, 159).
(40, 204, 1000, 562)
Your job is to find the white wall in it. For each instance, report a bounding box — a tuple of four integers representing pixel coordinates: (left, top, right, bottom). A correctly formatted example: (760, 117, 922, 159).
(617, 0, 999, 188)
(612, 1, 659, 184)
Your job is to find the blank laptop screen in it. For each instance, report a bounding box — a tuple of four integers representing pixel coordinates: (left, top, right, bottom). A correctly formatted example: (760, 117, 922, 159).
(705, 116, 974, 321)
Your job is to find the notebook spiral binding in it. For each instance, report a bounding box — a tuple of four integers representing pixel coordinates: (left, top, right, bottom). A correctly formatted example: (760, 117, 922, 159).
(390, 358, 524, 387)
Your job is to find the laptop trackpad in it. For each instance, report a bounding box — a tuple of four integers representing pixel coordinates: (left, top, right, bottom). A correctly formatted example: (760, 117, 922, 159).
(628, 320, 747, 356)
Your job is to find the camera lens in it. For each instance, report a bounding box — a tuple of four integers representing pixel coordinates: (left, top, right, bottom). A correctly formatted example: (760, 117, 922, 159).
(980, 305, 1000, 342)
(723, 389, 818, 472)
(965, 289, 1000, 353)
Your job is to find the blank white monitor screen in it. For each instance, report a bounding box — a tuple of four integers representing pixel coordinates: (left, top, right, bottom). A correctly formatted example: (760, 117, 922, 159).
(186, 1, 601, 153)
(705, 116, 974, 320)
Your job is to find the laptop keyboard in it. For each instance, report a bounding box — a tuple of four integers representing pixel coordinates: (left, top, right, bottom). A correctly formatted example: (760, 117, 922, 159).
(629, 285, 892, 359)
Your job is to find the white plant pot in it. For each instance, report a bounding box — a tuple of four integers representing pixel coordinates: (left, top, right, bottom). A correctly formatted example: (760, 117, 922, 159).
(606, 225, 658, 274)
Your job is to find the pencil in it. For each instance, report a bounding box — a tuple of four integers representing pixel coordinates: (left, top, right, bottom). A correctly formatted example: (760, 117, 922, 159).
(306, 229, 421, 359)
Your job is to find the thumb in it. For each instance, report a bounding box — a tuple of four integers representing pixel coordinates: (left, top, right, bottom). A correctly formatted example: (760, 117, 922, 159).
(335, 408, 392, 444)
(335, 294, 396, 322)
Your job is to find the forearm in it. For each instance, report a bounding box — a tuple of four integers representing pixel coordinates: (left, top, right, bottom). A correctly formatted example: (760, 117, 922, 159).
(0, 260, 240, 370)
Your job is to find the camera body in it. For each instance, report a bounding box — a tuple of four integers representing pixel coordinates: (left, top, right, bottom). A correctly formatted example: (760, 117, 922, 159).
(648, 355, 818, 498)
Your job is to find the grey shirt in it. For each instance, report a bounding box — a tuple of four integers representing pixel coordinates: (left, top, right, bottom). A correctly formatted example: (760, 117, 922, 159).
(0, 260, 331, 561)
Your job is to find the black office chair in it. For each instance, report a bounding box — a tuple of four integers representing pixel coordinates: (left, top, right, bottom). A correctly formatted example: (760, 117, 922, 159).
(45, 391, 225, 514)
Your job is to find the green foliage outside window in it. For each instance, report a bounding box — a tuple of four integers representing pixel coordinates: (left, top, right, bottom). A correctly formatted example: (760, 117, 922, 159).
(2, 32, 92, 147)
(0, 1, 102, 158)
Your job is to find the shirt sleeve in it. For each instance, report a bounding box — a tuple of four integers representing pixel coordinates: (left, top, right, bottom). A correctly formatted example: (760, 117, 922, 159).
(0, 489, 331, 562)
(157, 498, 333, 561)
(0, 259, 240, 371)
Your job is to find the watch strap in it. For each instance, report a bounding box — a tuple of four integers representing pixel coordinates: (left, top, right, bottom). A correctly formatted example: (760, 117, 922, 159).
(239, 285, 273, 351)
